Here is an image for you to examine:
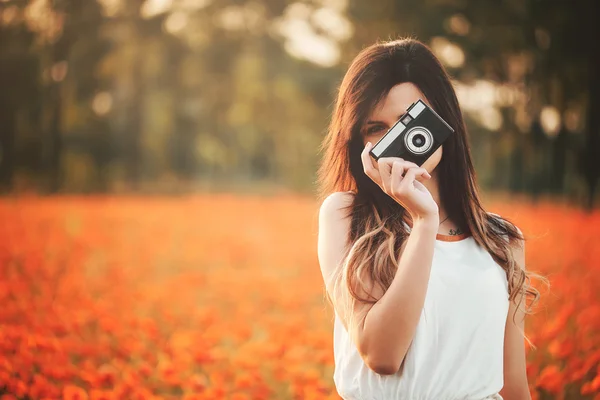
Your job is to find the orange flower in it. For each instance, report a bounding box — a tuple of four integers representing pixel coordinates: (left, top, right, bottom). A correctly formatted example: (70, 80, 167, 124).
(537, 365, 563, 394)
(187, 373, 209, 393)
(95, 363, 117, 387)
(63, 385, 89, 400)
(89, 389, 116, 400)
(0, 196, 597, 398)
(230, 393, 251, 400)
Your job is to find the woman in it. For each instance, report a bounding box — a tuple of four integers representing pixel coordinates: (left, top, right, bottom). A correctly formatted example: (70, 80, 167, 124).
(316, 38, 547, 400)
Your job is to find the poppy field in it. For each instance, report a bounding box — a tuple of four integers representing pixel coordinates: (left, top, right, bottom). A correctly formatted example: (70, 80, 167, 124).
(0, 194, 599, 400)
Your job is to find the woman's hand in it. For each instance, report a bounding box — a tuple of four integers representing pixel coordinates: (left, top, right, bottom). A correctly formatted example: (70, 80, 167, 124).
(361, 142, 439, 221)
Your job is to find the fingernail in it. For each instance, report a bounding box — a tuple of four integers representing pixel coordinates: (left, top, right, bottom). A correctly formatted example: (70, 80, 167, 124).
(366, 142, 371, 147)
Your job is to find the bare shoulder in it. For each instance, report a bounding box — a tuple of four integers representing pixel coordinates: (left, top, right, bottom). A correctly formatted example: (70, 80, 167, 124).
(317, 191, 356, 283)
(319, 191, 356, 219)
(317, 190, 386, 339)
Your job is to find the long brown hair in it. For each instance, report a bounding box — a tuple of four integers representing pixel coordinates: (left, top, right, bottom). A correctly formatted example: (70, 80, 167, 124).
(317, 37, 548, 348)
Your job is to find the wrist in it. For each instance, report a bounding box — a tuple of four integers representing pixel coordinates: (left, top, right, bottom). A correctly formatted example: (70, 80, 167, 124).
(412, 215, 439, 232)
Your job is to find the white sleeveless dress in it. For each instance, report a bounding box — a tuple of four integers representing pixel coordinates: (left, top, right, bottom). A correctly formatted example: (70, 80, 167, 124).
(332, 220, 510, 400)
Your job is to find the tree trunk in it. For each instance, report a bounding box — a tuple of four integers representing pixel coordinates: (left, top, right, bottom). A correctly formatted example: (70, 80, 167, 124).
(0, 107, 16, 192)
(583, 0, 600, 211)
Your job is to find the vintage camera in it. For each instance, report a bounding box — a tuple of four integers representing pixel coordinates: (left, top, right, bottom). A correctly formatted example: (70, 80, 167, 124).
(368, 99, 454, 166)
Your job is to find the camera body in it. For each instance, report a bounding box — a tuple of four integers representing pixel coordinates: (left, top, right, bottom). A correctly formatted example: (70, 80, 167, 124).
(368, 99, 454, 166)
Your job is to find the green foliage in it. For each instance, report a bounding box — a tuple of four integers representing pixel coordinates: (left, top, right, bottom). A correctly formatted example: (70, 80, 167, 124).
(0, 0, 597, 208)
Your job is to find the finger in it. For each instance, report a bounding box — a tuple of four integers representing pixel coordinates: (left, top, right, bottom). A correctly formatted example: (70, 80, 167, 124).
(381, 157, 419, 180)
(387, 158, 419, 170)
(405, 166, 431, 183)
(413, 179, 428, 193)
(391, 160, 408, 181)
(390, 161, 408, 202)
(399, 167, 430, 191)
(361, 142, 382, 186)
(415, 167, 432, 181)
(398, 167, 416, 193)
(377, 157, 394, 192)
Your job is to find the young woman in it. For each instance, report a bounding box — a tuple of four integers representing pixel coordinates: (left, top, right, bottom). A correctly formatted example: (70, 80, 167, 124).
(316, 38, 547, 400)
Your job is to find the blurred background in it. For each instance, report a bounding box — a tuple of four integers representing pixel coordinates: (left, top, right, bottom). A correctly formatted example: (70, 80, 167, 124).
(1, 1, 600, 400)
(0, 0, 598, 207)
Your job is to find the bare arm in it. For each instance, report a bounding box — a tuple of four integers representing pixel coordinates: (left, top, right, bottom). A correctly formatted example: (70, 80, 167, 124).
(318, 191, 438, 375)
(359, 216, 437, 374)
(499, 227, 532, 400)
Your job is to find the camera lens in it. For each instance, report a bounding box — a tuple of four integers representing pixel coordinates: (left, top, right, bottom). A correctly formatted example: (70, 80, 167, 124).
(412, 134, 425, 147)
(404, 127, 433, 155)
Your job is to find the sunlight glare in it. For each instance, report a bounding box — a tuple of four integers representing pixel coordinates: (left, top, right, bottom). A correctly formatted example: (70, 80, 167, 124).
(430, 37, 465, 68)
(92, 92, 113, 116)
(478, 107, 503, 131)
(164, 11, 188, 34)
(540, 106, 561, 137)
(311, 6, 353, 41)
(141, 0, 172, 19)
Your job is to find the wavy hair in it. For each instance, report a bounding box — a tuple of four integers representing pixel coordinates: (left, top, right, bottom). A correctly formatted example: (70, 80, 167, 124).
(317, 37, 549, 349)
